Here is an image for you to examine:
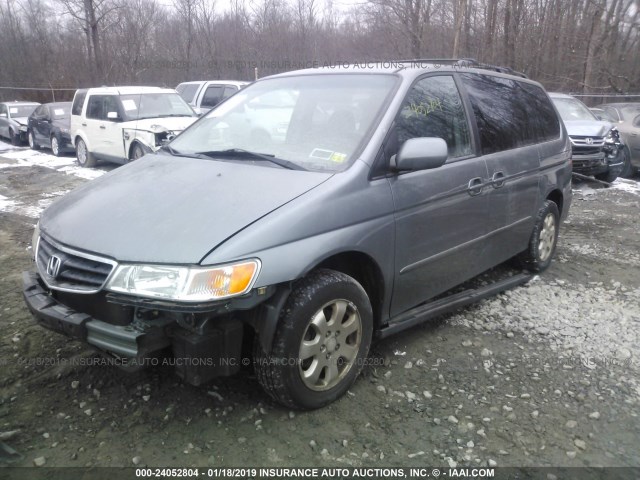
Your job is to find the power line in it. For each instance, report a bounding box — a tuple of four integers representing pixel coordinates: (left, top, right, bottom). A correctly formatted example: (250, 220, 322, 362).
(0, 86, 79, 91)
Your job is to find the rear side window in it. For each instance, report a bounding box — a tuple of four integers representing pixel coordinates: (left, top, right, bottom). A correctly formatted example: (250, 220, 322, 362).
(201, 85, 224, 108)
(521, 83, 561, 142)
(396, 75, 472, 158)
(461, 74, 557, 154)
(72, 90, 87, 116)
(222, 86, 237, 100)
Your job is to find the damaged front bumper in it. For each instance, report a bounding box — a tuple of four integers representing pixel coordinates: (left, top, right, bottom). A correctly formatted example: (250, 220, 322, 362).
(22, 271, 246, 385)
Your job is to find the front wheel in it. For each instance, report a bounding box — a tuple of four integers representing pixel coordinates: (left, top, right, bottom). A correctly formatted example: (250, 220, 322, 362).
(129, 143, 146, 162)
(28, 130, 39, 150)
(595, 169, 620, 183)
(516, 200, 560, 273)
(254, 269, 373, 409)
(9, 129, 20, 146)
(76, 138, 96, 167)
(619, 147, 634, 179)
(51, 136, 61, 157)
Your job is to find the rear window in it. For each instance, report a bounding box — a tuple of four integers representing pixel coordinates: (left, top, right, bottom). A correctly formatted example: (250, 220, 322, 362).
(461, 74, 559, 154)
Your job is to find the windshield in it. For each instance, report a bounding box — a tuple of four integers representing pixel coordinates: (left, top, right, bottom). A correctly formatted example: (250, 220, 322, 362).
(8, 105, 38, 118)
(176, 83, 200, 104)
(552, 97, 596, 121)
(118, 93, 195, 121)
(169, 74, 398, 172)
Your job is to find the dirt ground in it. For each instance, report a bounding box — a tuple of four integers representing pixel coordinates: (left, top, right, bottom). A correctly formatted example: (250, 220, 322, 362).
(0, 141, 639, 470)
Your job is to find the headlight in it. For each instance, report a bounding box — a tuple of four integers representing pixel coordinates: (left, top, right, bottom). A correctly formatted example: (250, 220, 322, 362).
(19, 125, 28, 132)
(105, 260, 260, 302)
(60, 128, 70, 134)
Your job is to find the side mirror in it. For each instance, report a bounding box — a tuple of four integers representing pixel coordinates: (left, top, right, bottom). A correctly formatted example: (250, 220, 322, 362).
(193, 107, 202, 117)
(393, 137, 448, 171)
(106, 111, 119, 121)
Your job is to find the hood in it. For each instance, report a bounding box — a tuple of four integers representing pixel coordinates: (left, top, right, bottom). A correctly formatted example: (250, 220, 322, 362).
(13, 117, 29, 126)
(40, 155, 331, 264)
(121, 116, 196, 133)
(563, 120, 612, 138)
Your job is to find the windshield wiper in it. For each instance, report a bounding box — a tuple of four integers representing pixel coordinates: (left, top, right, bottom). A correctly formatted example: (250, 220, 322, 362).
(160, 144, 207, 159)
(194, 149, 307, 171)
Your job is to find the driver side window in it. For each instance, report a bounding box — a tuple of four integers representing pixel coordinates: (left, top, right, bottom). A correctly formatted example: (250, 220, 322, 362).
(396, 75, 472, 159)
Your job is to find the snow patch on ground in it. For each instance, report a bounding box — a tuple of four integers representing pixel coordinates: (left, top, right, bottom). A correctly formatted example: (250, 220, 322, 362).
(0, 192, 68, 219)
(611, 178, 640, 196)
(0, 146, 105, 180)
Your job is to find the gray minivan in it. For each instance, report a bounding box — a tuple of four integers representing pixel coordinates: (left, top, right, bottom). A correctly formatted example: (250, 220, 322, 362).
(23, 62, 572, 409)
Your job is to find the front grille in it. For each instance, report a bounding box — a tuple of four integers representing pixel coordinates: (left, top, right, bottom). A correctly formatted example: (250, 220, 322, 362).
(570, 135, 605, 147)
(36, 236, 115, 293)
(571, 145, 604, 156)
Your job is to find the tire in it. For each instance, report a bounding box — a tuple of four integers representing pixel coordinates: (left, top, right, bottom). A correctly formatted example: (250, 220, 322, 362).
(76, 138, 96, 167)
(51, 136, 61, 157)
(595, 169, 620, 183)
(254, 269, 373, 410)
(516, 200, 560, 273)
(28, 130, 39, 150)
(129, 143, 146, 161)
(619, 147, 634, 179)
(9, 129, 19, 146)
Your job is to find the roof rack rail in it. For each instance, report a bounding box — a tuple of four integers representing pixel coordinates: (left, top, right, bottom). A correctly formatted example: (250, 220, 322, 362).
(396, 58, 528, 78)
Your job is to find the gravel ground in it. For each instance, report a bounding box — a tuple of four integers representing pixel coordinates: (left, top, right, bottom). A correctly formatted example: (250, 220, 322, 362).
(0, 140, 639, 470)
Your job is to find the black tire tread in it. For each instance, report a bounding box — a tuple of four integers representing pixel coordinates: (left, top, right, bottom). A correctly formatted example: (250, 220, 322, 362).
(516, 200, 560, 273)
(253, 269, 372, 409)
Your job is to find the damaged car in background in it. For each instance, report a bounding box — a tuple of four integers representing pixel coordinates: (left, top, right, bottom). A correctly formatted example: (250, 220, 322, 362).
(549, 92, 626, 183)
(0, 101, 40, 146)
(70, 87, 198, 167)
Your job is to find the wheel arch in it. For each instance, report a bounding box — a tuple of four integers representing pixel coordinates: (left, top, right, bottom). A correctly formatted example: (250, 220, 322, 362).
(252, 250, 386, 355)
(546, 188, 564, 216)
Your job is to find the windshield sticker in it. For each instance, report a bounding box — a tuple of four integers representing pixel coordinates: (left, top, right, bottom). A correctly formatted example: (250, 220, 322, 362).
(330, 152, 347, 163)
(409, 98, 443, 117)
(121, 99, 137, 111)
(309, 148, 334, 160)
(53, 109, 65, 116)
(9, 108, 18, 114)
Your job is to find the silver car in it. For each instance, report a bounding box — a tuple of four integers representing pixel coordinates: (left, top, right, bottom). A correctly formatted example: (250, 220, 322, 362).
(597, 102, 640, 177)
(549, 93, 626, 182)
(0, 101, 41, 145)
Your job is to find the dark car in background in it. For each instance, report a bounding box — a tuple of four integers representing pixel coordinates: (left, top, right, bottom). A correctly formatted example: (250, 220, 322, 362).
(27, 102, 74, 156)
(0, 101, 41, 145)
(549, 93, 626, 182)
(597, 102, 640, 177)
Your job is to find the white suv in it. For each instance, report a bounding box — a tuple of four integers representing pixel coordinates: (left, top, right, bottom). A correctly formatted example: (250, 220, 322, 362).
(70, 86, 198, 167)
(176, 80, 248, 114)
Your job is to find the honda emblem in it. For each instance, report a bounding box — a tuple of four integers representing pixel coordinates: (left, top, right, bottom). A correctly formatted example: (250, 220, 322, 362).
(585, 138, 593, 145)
(46, 255, 62, 278)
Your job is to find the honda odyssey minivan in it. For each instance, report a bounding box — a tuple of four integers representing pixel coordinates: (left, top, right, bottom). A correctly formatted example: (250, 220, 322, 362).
(23, 61, 572, 409)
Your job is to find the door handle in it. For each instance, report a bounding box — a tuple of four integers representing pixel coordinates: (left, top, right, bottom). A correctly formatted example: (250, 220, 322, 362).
(99, 125, 106, 130)
(491, 171, 506, 188)
(467, 177, 484, 196)
(82, 123, 87, 127)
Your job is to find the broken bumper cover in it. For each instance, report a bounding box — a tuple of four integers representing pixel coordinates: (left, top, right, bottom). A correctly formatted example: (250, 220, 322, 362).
(23, 271, 170, 360)
(22, 271, 243, 384)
